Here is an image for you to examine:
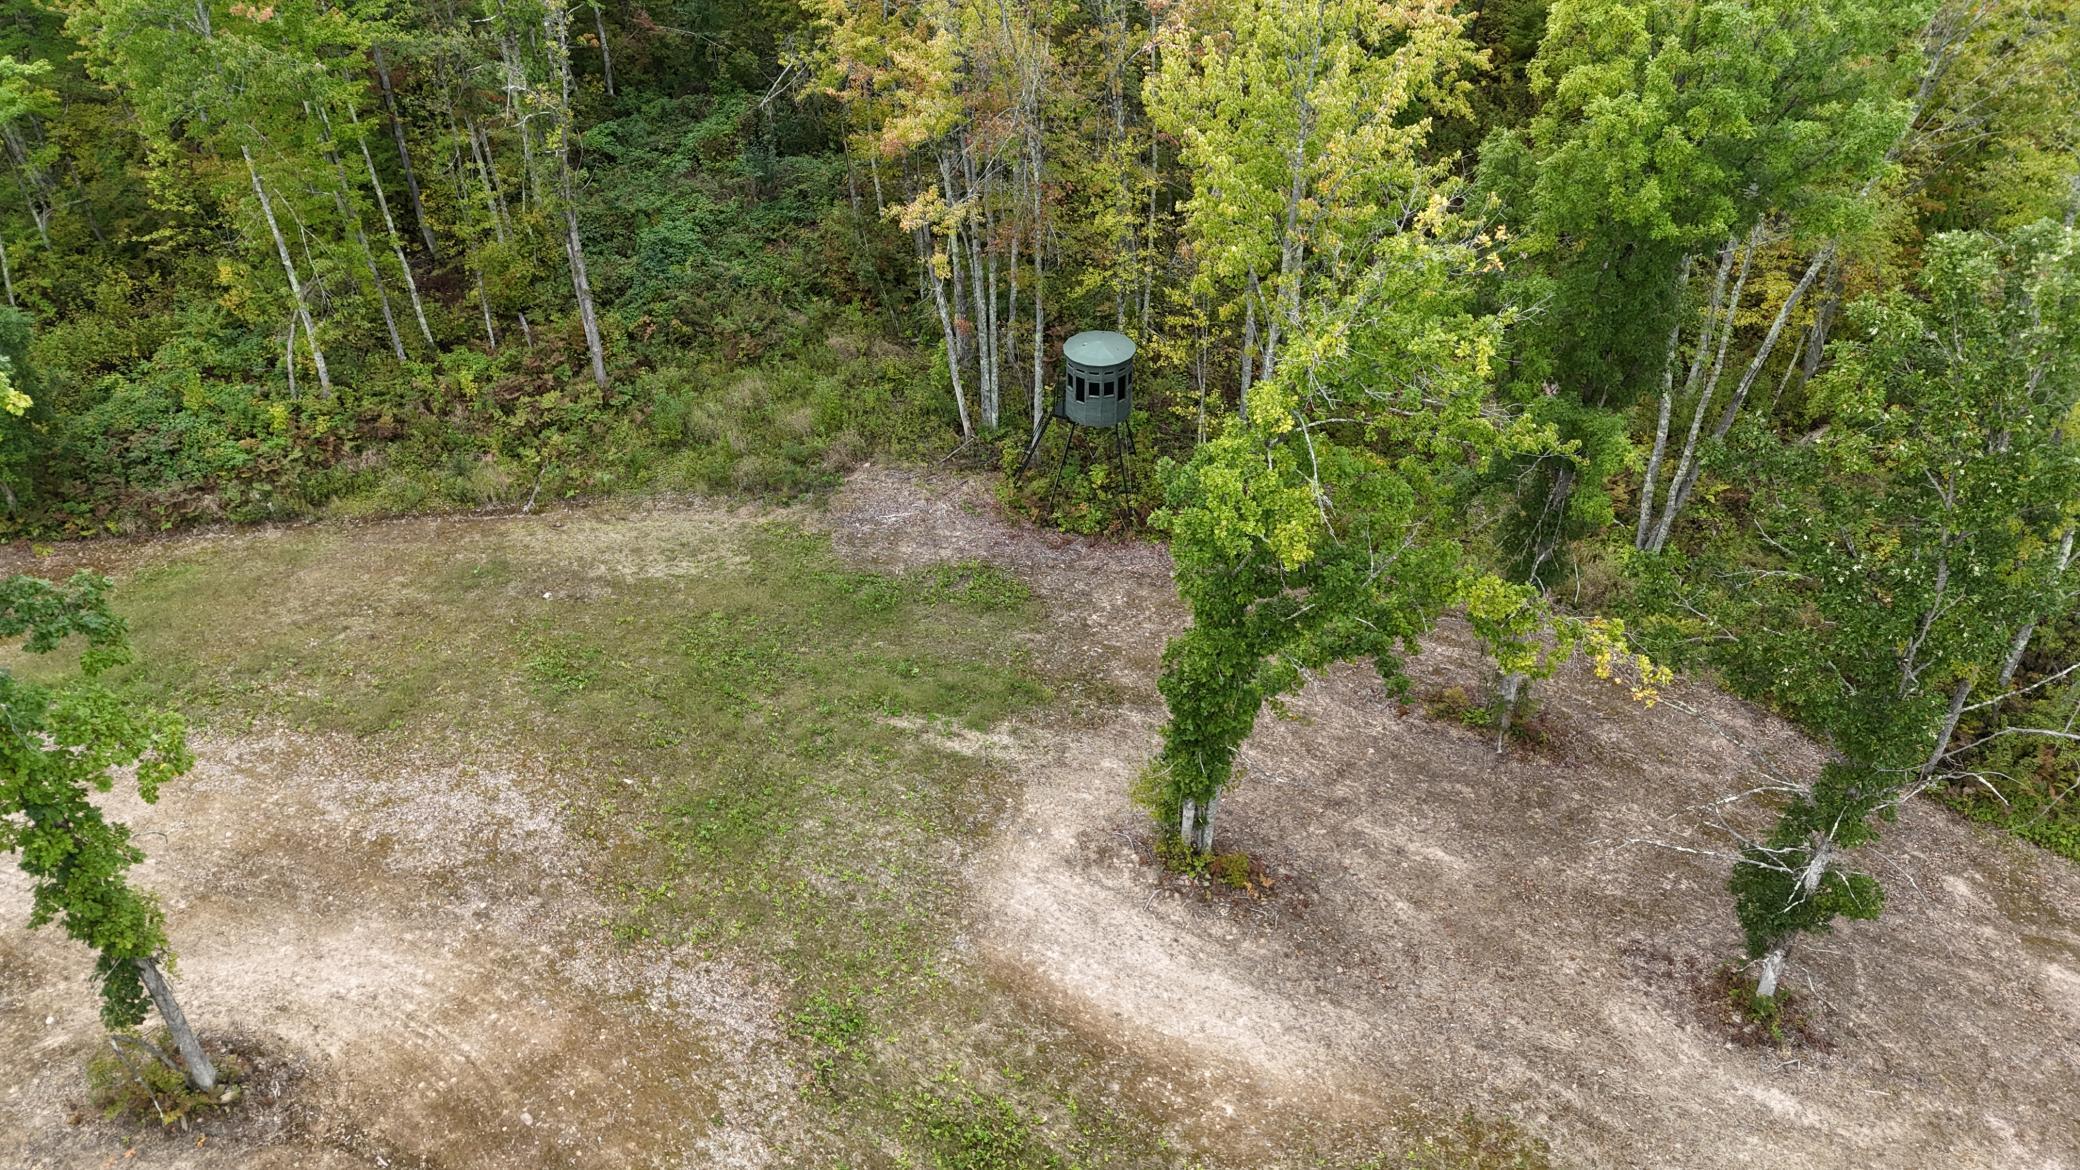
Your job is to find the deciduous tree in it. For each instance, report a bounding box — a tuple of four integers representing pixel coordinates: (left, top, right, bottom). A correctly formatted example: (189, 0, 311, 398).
(1, 572, 218, 1091)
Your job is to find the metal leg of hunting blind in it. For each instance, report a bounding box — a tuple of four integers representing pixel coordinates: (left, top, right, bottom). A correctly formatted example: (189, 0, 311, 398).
(1115, 424, 1132, 495)
(1017, 413, 1054, 474)
(1045, 424, 1077, 510)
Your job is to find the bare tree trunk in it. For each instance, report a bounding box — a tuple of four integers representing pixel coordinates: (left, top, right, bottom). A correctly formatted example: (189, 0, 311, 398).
(310, 103, 407, 362)
(0, 235, 13, 308)
(494, 8, 544, 214)
(959, 144, 998, 428)
(1194, 293, 1209, 444)
(1005, 216, 1020, 413)
(373, 44, 439, 257)
(477, 270, 499, 350)
(1239, 269, 1259, 412)
(921, 226, 972, 437)
(1648, 241, 1836, 549)
(347, 107, 436, 348)
(590, 0, 615, 96)
(134, 957, 216, 1092)
(1180, 795, 1217, 854)
(1754, 947, 1787, 1000)
(1524, 462, 1576, 589)
(1023, 63, 1046, 445)
(937, 152, 975, 407)
(354, 214, 408, 362)
(1636, 255, 1695, 547)
(1917, 676, 1974, 786)
(1756, 834, 1834, 999)
(546, 0, 608, 387)
(244, 148, 331, 396)
(1996, 530, 2074, 688)
(1493, 671, 1523, 755)
(1706, 245, 1834, 445)
(1648, 226, 1759, 553)
(464, 117, 509, 243)
(3, 128, 54, 248)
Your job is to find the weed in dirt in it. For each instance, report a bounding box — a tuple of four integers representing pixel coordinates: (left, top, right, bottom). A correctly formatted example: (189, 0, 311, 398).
(1416, 685, 1560, 755)
(1208, 851, 1252, 890)
(1346, 1111, 1553, 1169)
(791, 991, 870, 1089)
(85, 1031, 244, 1131)
(1701, 964, 1828, 1051)
(522, 632, 606, 695)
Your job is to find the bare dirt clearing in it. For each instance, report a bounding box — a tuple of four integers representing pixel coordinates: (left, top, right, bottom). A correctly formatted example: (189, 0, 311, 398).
(3, 475, 2077, 1168)
(829, 468, 2080, 1170)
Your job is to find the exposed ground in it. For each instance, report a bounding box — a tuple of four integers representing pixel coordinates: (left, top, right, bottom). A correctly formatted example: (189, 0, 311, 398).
(4, 470, 2078, 1168)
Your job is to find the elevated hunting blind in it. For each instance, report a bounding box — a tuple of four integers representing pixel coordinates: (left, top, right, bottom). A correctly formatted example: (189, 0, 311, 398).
(1018, 330, 1138, 493)
(1061, 330, 1136, 427)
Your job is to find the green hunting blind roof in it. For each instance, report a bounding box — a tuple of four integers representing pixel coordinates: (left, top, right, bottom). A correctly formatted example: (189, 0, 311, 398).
(1063, 330, 1136, 369)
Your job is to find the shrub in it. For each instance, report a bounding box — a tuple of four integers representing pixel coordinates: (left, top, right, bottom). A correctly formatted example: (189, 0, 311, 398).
(85, 1031, 243, 1128)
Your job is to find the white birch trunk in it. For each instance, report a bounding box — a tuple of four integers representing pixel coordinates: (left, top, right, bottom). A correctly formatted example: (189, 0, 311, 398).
(1190, 794, 1217, 854)
(1239, 270, 1259, 413)
(1635, 255, 1694, 547)
(134, 957, 216, 1092)
(1493, 672, 1524, 755)
(244, 147, 331, 396)
(1707, 246, 1834, 442)
(1918, 676, 1973, 785)
(1648, 227, 1758, 553)
(373, 44, 438, 257)
(1754, 948, 1786, 1000)
(311, 104, 406, 362)
(3, 128, 53, 248)
(477, 270, 499, 350)
(464, 117, 508, 243)
(349, 108, 436, 347)
(1025, 76, 1045, 443)
(591, 1, 615, 96)
(1994, 530, 2073, 689)
(1756, 834, 1835, 999)
(547, 1, 608, 387)
(922, 227, 972, 438)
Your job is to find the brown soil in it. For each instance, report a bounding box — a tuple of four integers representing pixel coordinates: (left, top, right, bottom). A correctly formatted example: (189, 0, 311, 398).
(5, 471, 2079, 1168)
(0, 723, 793, 1169)
(827, 468, 2080, 1170)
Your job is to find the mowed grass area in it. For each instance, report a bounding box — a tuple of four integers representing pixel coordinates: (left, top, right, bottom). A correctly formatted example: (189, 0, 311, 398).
(9, 509, 1206, 1167)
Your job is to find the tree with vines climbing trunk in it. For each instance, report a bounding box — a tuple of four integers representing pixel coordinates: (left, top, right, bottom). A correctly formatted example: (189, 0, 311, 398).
(1709, 222, 2080, 1001)
(1142, 181, 1668, 855)
(1, 571, 220, 1092)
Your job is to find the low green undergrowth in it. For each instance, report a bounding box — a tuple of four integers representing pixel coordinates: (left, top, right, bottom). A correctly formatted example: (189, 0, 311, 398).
(85, 1032, 244, 1130)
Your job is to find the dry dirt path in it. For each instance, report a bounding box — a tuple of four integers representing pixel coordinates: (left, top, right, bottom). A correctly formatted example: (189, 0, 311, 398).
(3, 471, 2078, 1169)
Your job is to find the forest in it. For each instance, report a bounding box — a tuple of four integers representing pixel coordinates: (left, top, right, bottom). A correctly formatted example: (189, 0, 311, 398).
(3, 0, 2080, 1166)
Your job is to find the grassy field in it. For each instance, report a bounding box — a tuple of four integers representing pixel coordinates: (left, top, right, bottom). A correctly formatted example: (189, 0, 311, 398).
(4, 506, 1292, 1166)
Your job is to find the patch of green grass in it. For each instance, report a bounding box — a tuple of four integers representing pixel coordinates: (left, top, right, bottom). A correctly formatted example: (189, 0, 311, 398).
(791, 991, 869, 1087)
(523, 632, 606, 695)
(902, 1081, 1062, 1170)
